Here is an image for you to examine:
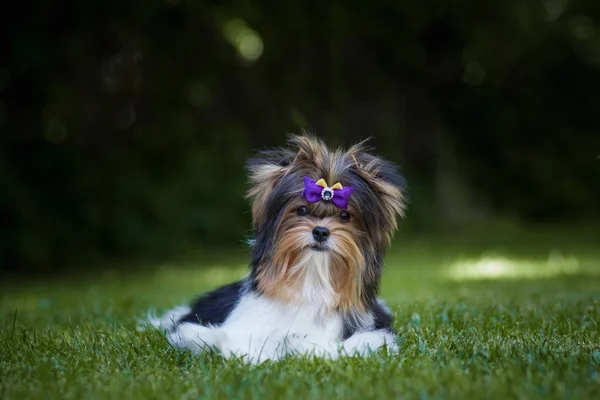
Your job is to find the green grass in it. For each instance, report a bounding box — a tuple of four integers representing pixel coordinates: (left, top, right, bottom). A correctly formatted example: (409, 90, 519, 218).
(1, 227, 600, 399)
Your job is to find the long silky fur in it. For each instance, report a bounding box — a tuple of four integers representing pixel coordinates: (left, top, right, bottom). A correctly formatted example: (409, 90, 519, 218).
(247, 134, 406, 321)
(144, 133, 408, 362)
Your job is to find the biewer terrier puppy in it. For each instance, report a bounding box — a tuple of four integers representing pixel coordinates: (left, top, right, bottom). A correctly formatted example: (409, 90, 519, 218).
(144, 134, 407, 363)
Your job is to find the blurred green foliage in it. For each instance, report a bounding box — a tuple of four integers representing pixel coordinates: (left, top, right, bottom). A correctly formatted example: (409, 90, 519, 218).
(1, 0, 599, 271)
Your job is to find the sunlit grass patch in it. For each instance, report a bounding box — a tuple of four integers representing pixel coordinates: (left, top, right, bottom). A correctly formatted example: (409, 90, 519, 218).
(445, 250, 583, 280)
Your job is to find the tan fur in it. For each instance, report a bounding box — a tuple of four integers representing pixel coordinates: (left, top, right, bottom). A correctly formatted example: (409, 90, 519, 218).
(255, 209, 367, 312)
(249, 133, 406, 312)
(255, 219, 303, 302)
(347, 138, 406, 244)
(289, 135, 329, 170)
(246, 163, 289, 228)
(329, 225, 366, 311)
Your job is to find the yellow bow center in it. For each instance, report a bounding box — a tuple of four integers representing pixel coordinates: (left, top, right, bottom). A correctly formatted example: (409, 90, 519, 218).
(315, 179, 343, 190)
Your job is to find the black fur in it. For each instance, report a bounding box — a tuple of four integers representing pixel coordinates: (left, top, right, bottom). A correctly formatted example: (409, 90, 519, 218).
(341, 300, 395, 339)
(372, 301, 394, 330)
(178, 280, 245, 326)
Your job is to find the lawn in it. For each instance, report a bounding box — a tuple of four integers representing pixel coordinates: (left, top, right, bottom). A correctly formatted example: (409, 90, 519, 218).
(1, 226, 599, 399)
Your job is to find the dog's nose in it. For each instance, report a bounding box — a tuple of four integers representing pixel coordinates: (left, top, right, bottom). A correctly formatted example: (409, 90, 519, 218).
(312, 226, 330, 243)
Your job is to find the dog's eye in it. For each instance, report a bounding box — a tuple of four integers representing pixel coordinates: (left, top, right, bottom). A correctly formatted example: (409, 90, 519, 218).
(296, 206, 308, 216)
(339, 210, 351, 221)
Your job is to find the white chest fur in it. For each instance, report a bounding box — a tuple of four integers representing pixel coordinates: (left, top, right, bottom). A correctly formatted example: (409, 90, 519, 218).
(291, 250, 336, 308)
(216, 294, 344, 361)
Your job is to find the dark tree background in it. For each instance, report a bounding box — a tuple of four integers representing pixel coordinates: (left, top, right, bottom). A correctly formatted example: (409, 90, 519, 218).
(1, 0, 599, 273)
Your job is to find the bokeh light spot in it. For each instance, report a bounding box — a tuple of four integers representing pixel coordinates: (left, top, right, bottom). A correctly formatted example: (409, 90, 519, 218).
(568, 15, 595, 41)
(446, 252, 581, 280)
(223, 19, 264, 63)
(543, 0, 567, 22)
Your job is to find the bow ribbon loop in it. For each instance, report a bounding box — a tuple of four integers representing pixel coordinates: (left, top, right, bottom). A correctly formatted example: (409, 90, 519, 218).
(302, 177, 353, 209)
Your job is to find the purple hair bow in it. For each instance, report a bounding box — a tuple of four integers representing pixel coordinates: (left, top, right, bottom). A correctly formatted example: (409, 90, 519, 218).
(303, 177, 354, 210)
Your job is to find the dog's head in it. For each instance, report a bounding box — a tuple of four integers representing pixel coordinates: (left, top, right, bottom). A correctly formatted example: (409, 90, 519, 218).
(246, 134, 406, 311)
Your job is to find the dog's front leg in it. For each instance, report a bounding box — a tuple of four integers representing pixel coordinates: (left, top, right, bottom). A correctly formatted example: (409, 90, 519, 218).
(341, 329, 399, 356)
(166, 323, 224, 354)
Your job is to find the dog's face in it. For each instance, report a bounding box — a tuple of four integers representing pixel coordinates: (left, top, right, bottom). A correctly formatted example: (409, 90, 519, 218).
(247, 135, 406, 311)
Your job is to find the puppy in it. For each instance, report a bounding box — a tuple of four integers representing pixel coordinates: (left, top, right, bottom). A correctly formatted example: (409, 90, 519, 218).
(144, 134, 407, 363)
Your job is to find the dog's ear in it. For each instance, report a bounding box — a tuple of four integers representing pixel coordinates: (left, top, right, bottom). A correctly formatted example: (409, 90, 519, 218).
(246, 149, 294, 228)
(347, 139, 407, 224)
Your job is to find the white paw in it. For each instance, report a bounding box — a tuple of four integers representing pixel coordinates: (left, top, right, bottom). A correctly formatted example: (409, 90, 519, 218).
(137, 305, 191, 332)
(342, 330, 399, 357)
(167, 322, 223, 354)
